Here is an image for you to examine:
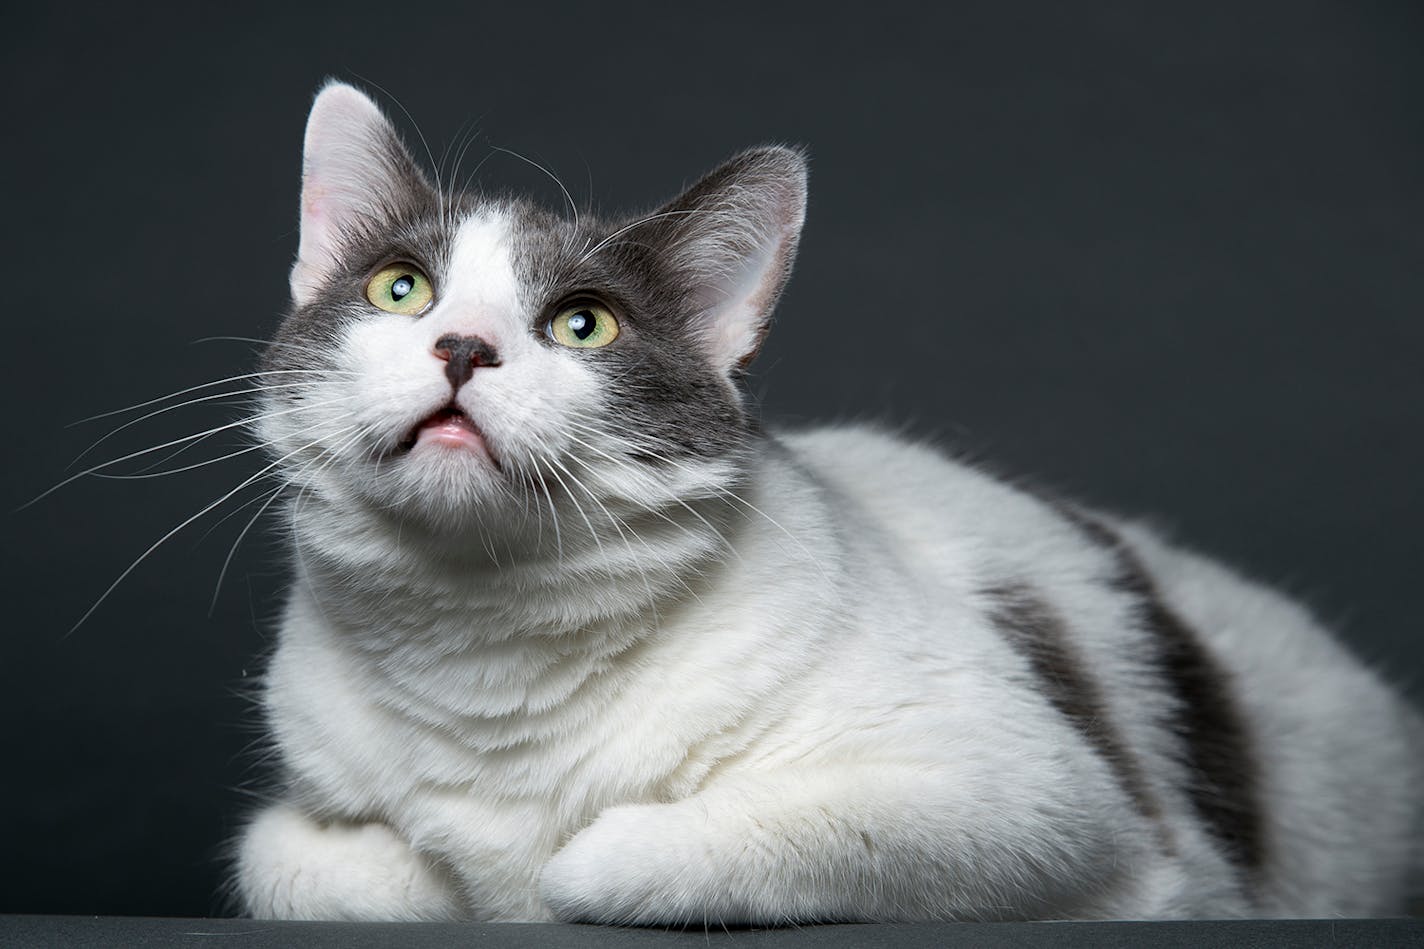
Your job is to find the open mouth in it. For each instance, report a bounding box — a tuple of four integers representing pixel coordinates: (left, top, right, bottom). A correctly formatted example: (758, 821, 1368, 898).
(400, 405, 490, 458)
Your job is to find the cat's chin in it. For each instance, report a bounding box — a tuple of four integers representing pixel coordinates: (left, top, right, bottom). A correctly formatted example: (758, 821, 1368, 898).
(356, 456, 518, 537)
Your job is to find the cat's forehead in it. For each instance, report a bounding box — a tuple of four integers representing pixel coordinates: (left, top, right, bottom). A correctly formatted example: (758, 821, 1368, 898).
(415, 195, 632, 307)
(443, 207, 522, 308)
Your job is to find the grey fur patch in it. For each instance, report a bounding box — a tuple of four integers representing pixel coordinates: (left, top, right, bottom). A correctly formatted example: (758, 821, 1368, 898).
(1058, 507, 1267, 884)
(983, 582, 1171, 851)
(494, 154, 807, 478)
(265, 185, 458, 378)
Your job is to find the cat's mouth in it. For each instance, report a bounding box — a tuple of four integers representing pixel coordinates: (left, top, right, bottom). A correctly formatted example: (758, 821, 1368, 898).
(398, 406, 493, 461)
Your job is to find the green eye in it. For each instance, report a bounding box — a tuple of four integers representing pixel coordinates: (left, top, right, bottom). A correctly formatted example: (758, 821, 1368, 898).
(547, 301, 620, 348)
(365, 263, 434, 315)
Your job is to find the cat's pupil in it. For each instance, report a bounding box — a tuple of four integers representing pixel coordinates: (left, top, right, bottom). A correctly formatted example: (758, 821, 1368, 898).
(569, 311, 595, 340)
(391, 275, 414, 300)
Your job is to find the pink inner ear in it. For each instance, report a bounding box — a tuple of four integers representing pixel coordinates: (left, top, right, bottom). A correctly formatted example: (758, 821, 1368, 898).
(697, 219, 798, 371)
(292, 182, 340, 305)
(303, 182, 328, 219)
(290, 82, 408, 304)
(301, 179, 341, 255)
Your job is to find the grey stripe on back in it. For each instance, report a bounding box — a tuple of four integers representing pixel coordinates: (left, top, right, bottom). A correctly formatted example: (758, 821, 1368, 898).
(983, 582, 1171, 850)
(1058, 507, 1267, 883)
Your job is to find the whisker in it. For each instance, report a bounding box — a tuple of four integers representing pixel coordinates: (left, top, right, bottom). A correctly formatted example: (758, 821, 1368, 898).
(577, 209, 706, 266)
(196, 480, 289, 546)
(447, 118, 487, 199)
(69, 380, 331, 468)
(539, 447, 626, 585)
(191, 335, 327, 354)
(528, 432, 608, 572)
(438, 114, 480, 193)
(21, 396, 356, 510)
(559, 417, 825, 579)
(489, 144, 580, 236)
(68, 370, 353, 427)
(350, 73, 444, 205)
(207, 483, 289, 616)
(557, 425, 737, 562)
(208, 418, 376, 613)
(67, 430, 347, 634)
(527, 456, 564, 566)
(94, 445, 269, 480)
(92, 408, 353, 480)
(460, 149, 500, 198)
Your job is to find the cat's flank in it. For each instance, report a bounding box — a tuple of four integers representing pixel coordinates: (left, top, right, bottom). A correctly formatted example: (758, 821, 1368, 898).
(234, 81, 1423, 923)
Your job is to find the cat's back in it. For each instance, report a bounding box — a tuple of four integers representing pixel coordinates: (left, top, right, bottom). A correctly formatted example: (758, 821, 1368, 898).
(776, 423, 1424, 916)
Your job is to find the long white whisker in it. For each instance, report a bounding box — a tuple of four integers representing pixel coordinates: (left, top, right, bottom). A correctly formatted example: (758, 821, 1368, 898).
(68, 431, 341, 634)
(543, 449, 635, 582)
(558, 426, 737, 561)
(577, 209, 706, 266)
(70, 381, 331, 468)
(489, 145, 579, 235)
(94, 407, 355, 480)
(94, 445, 267, 480)
(196, 480, 288, 546)
(529, 436, 608, 575)
(526, 456, 564, 566)
(21, 396, 356, 509)
(207, 484, 289, 616)
(209, 419, 374, 613)
(460, 149, 499, 197)
(560, 417, 823, 578)
(351, 73, 444, 204)
(190, 335, 324, 354)
(447, 118, 487, 200)
(69, 370, 354, 427)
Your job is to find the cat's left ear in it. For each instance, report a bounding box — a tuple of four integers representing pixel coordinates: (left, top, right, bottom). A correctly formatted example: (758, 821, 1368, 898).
(650, 147, 808, 372)
(291, 80, 434, 305)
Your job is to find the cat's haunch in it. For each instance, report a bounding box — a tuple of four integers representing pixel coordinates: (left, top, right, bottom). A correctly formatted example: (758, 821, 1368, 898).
(233, 81, 1424, 924)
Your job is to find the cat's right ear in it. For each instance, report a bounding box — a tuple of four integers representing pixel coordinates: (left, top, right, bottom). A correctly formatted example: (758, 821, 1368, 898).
(290, 81, 432, 306)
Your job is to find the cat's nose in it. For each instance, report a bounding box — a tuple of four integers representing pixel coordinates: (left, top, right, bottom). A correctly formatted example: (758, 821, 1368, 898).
(433, 333, 502, 389)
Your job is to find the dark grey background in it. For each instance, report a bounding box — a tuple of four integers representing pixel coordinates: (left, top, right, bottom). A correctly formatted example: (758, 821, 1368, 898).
(3, 0, 1420, 919)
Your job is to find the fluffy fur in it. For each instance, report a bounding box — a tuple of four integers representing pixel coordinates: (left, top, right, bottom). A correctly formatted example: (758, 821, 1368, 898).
(234, 81, 1424, 923)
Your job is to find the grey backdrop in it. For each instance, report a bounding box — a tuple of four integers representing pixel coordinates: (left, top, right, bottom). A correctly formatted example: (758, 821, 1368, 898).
(2, 0, 1420, 918)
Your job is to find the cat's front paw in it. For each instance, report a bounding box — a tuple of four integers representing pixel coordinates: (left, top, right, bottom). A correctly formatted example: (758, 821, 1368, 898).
(540, 803, 739, 925)
(236, 804, 464, 921)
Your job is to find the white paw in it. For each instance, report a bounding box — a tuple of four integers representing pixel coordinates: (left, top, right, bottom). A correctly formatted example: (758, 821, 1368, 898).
(540, 802, 740, 925)
(236, 805, 464, 921)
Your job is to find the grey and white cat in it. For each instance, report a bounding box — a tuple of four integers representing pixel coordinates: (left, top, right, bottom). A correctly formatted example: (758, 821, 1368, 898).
(234, 81, 1424, 923)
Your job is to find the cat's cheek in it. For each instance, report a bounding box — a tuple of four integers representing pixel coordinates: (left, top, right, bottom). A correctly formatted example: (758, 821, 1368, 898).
(539, 803, 718, 925)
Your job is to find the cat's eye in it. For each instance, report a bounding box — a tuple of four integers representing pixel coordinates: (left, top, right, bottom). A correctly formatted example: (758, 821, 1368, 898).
(547, 301, 620, 349)
(365, 263, 434, 315)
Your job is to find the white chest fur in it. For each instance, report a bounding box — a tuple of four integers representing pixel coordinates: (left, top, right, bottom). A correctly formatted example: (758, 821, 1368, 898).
(263, 450, 853, 918)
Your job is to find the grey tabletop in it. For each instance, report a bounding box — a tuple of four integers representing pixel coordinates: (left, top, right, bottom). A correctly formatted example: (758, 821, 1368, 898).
(4, 917, 1423, 949)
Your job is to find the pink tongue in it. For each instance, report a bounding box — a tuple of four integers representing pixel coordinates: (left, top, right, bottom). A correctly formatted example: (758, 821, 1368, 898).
(416, 411, 485, 451)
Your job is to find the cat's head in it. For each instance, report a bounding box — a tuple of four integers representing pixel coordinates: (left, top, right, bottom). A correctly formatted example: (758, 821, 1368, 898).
(259, 82, 805, 542)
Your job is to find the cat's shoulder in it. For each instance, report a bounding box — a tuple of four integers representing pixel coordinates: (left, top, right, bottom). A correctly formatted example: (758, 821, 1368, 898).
(770, 422, 1053, 520)
(772, 422, 985, 483)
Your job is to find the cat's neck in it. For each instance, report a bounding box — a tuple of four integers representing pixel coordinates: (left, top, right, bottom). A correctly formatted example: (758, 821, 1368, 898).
(276, 473, 746, 730)
(289, 470, 744, 645)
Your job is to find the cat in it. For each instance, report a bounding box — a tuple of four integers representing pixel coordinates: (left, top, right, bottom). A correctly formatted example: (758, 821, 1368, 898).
(233, 80, 1424, 923)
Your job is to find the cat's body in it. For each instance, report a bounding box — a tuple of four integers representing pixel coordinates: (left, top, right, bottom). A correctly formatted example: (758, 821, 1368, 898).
(234, 83, 1424, 922)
